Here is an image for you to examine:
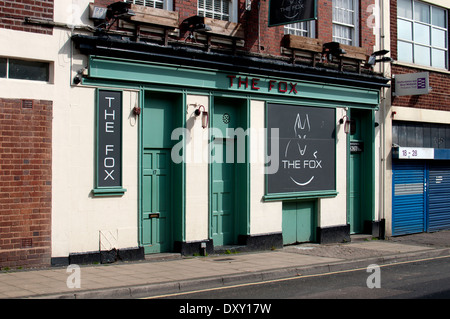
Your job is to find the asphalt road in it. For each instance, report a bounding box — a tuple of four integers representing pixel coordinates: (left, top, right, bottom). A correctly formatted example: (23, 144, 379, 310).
(152, 255, 450, 299)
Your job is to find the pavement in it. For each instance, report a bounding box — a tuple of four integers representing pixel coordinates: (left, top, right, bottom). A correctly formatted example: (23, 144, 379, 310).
(1, 230, 450, 299)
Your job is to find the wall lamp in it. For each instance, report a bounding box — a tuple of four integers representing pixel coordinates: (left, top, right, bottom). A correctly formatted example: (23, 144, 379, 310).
(195, 105, 209, 129)
(339, 115, 355, 135)
(89, 4, 108, 20)
(367, 49, 393, 66)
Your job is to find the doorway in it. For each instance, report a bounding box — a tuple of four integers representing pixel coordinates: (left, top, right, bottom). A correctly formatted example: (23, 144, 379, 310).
(348, 109, 374, 234)
(210, 97, 249, 246)
(140, 91, 183, 253)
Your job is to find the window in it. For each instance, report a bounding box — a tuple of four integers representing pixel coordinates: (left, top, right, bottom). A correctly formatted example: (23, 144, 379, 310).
(397, 0, 448, 69)
(0, 58, 50, 82)
(198, 0, 237, 22)
(0, 58, 6, 78)
(284, 21, 316, 38)
(332, 0, 359, 46)
(124, 0, 172, 10)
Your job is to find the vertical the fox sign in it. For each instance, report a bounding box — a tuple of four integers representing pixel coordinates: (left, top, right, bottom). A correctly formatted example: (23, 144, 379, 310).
(97, 90, 123, 188)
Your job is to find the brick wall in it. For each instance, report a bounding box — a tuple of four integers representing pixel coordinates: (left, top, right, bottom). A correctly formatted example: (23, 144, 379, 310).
(94, 0, 377, 57)
(0, 0, 54, 34)
(390, 0, 450, 111)
(0, 98, 52, 269)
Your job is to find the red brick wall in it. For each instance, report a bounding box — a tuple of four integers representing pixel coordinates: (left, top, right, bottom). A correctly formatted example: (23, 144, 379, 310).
(390, 0, 450, 111)
(94, 0, 377, 56)
(0, 0, 54, 34)
(0, 98, 52, 269)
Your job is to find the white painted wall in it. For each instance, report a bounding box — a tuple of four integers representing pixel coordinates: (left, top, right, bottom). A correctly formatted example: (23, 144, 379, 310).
(249, 100, 282, 235)
(184, 95, 210, 242)
(318, 107, 348, 228)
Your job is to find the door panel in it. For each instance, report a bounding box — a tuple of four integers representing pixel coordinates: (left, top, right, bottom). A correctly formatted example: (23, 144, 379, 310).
(349, 151, 362, 233)
(211, 103, 237, 246)
(142, 149, 171, 253)
(282, 201, 316, 245)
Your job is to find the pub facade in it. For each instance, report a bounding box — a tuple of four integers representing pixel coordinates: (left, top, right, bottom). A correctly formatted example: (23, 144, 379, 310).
(0, 0, 389, 267)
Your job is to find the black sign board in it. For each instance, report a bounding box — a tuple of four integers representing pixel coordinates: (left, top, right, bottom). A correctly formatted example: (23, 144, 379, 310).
(267, 103, 336, 194)
(350, 141, 364, 154)
(269, 0, 317, 27)
(97, 90, 122, 188)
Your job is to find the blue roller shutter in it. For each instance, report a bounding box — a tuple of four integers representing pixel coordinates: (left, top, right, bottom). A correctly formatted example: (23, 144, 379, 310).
(428, 162, 450, 232)
(392, 161, 426, 236)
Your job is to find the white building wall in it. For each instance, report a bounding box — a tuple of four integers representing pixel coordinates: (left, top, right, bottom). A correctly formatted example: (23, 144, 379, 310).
(249, 100, 282, 235)
(185, 95, 210, 242)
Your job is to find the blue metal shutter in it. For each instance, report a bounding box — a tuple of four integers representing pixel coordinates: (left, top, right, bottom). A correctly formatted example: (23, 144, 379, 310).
(428, 162, 450, 232)
(392, 161, 426, 236)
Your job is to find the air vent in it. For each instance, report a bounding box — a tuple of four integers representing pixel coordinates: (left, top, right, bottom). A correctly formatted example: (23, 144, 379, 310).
(22, 100, 33, 109)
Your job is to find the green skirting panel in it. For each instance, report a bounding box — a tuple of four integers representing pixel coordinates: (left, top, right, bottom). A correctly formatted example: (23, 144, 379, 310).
(282, 200, 316, 245)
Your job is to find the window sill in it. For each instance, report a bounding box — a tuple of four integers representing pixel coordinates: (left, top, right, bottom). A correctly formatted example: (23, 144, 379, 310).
(393, 60, 450, 75)
(92, 187, 127, 197)
(263, 191, 338, 202)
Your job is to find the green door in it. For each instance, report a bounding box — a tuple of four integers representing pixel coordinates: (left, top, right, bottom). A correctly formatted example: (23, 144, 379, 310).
(282, 201, 316, 245)
(348, 109, 373, 234)
(349, 150, 363, 233)
(142, 149, 172, 253)
(211, 104, 237, 246)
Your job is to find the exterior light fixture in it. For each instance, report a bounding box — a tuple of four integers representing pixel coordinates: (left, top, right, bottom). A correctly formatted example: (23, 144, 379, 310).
(89, 5, 108, 20)
(182, 16, 212, 41)
(322, 42, 346, 62)
(367, 49, 393, 66)
(339, 115, 353, 134)
(107, 2, 136, 19)
(195, 105, 209, 129)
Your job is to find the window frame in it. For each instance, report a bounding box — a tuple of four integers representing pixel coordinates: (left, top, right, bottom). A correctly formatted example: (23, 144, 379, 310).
(124, 0, 173, 11)
(197, 0, 238, 23)
(332, 0, 360, 46)
(284, 21, 316, 38)
(0, 57, 50, 82)
(397, 0, 448, 69)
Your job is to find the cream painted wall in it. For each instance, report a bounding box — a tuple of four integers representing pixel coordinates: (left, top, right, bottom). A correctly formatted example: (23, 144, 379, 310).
(318, 107, 348, 227)
(51, 88, 139, 257)
(184, 95, 210, 242)
(249, 100, 282, 235)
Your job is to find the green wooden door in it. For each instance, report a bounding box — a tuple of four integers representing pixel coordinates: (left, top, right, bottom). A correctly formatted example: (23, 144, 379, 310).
(211, 104, 237, 246)
(282, 201, 316, 245)
(142, 149, 172, 253)
(349, 150, 363, 233)
(348, 109, 372, 234)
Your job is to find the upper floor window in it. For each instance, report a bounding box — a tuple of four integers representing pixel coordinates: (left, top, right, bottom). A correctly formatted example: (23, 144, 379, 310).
(124, 0, 172, 10)
(198, 0, 238, 23)
(397, 0, 448, 69)
(332, 0, 359, 46)
(0, 58, 50, 82)
(284, 21, 316, 38)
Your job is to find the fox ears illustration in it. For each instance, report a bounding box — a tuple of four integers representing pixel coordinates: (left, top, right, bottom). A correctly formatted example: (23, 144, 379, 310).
(294, 113, 310, 139)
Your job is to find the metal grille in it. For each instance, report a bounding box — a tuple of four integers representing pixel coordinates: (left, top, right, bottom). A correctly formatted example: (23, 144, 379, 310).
(198, 0, 230, 21)
(392, 161, 426, 236)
